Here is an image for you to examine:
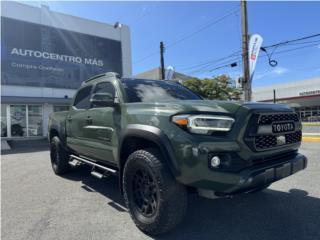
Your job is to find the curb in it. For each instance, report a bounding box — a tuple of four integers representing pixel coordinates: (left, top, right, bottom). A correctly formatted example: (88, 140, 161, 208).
(302, 136, 320, 142)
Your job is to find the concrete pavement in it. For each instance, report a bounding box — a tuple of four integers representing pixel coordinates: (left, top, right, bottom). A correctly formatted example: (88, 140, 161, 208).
(1, 142, 320, 240)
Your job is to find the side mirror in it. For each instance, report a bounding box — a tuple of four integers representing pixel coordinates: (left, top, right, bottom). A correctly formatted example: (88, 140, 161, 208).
(90, 93, 116, 107)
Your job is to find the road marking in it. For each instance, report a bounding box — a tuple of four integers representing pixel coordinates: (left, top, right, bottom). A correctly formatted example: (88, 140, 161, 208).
(303, 133, 320, 136)
(302, 136, 320, 142)
(302, 122, 320, 126)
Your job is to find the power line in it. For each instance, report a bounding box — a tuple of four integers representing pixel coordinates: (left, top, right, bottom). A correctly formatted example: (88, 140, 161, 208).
(284, 39, 320, 46)
(185, 57, 240, 75)
(209, 62, 239, 72)
(184, 34, 320, 75)
(268, 42, 320, 56)
(262, 33, 320, 49)
(186, 42, 319, 76)
(133, 50, 160, 64)
(177, 50, 240, 70)
(166, 7, 240, 49)
(133, 6, 239, 64)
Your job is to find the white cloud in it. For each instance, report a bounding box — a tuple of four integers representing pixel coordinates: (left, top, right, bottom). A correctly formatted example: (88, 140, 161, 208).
(254, 66, 289, 81)
(254, 72, 268, 80)
(272, 67, 288, 75)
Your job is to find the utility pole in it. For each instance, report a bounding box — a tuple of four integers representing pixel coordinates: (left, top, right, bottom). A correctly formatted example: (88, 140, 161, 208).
(273, 89, 276, 103)
(241, 0, 251, 101)
(160, 41, 165, 80)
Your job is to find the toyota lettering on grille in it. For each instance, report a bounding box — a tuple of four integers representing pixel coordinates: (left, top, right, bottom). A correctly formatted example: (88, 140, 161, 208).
(272, 122, 295, 133)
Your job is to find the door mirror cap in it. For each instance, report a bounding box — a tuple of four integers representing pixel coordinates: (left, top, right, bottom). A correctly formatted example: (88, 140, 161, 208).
(90, 93, 117, 107)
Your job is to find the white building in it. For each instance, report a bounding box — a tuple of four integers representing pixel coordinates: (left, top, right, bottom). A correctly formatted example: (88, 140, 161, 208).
(134, 67, 193, 82)
(1, 1, 132, 139)
(253, 77, 320, 121)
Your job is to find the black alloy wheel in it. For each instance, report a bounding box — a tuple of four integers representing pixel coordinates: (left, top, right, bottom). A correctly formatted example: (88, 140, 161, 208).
(132, 168, 159, 217)
(123, 148, 187, 235)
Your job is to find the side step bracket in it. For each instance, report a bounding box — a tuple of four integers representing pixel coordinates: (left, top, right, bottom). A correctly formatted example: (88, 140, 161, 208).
(69, 159, 81, 167)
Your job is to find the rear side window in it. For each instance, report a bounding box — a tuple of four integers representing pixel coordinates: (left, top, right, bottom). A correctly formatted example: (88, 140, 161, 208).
(73, 86, 92, 109)
(93, 82, 115, 97)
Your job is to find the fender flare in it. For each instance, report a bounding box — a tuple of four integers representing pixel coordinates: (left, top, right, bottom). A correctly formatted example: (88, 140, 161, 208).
(49, 124, 67, 147)
(119, 124, 181, 179)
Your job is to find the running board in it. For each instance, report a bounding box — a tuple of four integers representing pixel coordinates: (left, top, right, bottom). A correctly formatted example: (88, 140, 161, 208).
(91, 171, 104, 179)
(69, 154, 117, 175)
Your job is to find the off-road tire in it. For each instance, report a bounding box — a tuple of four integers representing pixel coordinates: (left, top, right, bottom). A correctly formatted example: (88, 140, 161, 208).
(50, 136, 71, 175)
(123, 148, 187, 235)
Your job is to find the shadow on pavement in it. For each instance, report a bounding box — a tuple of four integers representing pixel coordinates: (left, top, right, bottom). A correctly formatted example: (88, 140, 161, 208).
(62, 167, 320, 240)
(62, 166, 126, 209)
(1, 139, 49, 155)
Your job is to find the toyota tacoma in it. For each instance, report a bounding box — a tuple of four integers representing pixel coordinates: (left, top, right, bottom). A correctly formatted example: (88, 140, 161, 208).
(48, 72, 307, 235)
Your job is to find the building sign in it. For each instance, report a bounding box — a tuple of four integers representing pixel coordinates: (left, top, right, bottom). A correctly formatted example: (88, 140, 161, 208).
(1, 17, 123, 89)
(299, 90, 320, 96)
(10, 48, 104, 67)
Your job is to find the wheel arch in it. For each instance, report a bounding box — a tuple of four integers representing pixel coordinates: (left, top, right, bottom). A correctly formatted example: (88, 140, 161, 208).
(48, 125, 67, 150)
(118, 124, 180, 193)
(49, 128, 60, 141)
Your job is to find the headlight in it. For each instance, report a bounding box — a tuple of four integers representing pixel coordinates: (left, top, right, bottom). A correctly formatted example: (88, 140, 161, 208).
(172, 114, 234, 135)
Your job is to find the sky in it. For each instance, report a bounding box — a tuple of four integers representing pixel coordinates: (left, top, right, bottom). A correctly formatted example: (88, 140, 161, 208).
(20, 1, 320, 88)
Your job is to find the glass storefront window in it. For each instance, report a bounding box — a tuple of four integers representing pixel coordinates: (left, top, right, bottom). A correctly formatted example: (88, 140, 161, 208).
(28, 105, 43, 136)
(53, 105, 69, 112)
(10, 105, 27, 137)
(1, 105, 7, 137)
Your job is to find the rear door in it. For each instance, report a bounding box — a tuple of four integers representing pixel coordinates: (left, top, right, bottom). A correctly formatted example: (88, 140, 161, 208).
(66, 85, 93, 156)
(85, 81, 119, 164)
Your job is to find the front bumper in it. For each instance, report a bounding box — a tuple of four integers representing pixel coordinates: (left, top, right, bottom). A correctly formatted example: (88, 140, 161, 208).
(178, 153, 307, 194)
(223, 153, 307, 194)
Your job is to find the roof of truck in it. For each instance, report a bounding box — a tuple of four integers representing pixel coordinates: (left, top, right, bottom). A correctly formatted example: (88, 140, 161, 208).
(81, 72, 120, 86)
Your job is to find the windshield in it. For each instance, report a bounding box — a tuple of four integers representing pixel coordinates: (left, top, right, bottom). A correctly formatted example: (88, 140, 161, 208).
(121, 79, 201, 103)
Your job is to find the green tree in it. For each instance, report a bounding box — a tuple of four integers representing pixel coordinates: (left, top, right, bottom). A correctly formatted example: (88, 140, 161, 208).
(181, 77, 202, 94)
(182, 75, 242, 101)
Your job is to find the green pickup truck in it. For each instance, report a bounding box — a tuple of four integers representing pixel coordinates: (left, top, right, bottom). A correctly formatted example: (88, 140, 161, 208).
(48, 72, 307, 235)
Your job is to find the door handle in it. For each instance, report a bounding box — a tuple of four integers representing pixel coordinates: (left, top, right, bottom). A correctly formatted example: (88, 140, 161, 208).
(86, 116, 93, 125)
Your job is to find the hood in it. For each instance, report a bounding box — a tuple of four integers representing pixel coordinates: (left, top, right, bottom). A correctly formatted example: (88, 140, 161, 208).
(240, 101, 292, 112)
(126, 100, 242, 116)
(125, 100, 293, 117)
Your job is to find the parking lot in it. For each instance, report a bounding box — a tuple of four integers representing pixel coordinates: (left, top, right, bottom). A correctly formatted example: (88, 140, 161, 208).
(2, 142, 320, 240)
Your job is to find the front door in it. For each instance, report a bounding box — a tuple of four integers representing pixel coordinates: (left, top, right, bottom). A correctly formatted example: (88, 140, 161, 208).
(85, 81, 119, 164)
(66, 85, 93, 156)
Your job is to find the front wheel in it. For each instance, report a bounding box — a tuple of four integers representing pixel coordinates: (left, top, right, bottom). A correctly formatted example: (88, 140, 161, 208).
(123, 149, 187, 235)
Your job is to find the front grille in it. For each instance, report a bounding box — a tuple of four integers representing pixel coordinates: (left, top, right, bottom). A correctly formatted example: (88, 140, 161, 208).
(255, 135, 277, 150)
(255, 131, 302, 150)
(245, 112, 301, 151)
(286, 131, 302, 144)
(259, 113, 299, 125)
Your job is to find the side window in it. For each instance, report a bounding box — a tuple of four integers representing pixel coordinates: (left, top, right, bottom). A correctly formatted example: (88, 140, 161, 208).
(73, 86, 92, 109)
(93, 82, 115, 96)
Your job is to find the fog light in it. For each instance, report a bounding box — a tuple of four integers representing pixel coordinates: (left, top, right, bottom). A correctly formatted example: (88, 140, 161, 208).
(210, 156, 221, 168)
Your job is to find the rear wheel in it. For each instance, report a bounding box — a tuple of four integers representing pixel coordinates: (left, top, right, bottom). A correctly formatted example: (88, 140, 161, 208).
(50, 136, 71, 175)
(123, 149, 187, 235)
